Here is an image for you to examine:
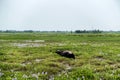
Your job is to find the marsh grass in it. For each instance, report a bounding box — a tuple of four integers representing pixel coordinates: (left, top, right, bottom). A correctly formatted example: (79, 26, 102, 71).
(0, 33, 120, 79)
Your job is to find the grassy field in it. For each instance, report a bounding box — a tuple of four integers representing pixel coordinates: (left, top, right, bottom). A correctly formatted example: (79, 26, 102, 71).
(0, 32, 120, 80)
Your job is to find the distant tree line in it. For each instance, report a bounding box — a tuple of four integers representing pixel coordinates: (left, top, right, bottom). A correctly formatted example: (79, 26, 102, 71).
(0, 30, 34, 33)
(75, 30, 103, 33)
(0, 30, 70, 33)
(0, 30, 120, 33)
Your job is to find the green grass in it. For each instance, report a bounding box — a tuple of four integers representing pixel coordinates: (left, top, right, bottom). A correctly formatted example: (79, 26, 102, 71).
(0, 32, 120, 80)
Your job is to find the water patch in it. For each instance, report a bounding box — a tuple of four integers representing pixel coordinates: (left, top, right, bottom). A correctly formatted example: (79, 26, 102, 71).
(35, 59, 43, 63)
(49, 75, 54, 80)
(31, 73, 39, 79)
(0, 40, 44, 42)
(65, 64, 72, 70)
(49, 43, 66, 46)
(21, 61, 32, 66)
(24, 40, 45, 43)
(0, 72, 4, 77)
(22, 74, 28, 78)
(90, 43, 106, 47)
(79, 42, 88, 45)
(10, 40, 45, 47)
(0, 40, 6, 42)
(12, 78, 17, 80)
(11, 43, 46, 47)
(117, 54, 120, 57)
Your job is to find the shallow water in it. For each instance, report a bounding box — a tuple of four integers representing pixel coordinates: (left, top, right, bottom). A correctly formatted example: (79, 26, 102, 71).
(11, 43, 46, 47)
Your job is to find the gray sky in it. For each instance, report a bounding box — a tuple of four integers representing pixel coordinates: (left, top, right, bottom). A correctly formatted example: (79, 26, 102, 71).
(0, 0, 120, 31)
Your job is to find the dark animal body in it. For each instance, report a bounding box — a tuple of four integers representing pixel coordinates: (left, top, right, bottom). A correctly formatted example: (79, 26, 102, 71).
(56, 50, 75, 59)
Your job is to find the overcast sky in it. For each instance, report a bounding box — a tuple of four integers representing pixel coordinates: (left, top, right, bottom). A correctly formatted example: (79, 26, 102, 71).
(0, 0, 120, 31)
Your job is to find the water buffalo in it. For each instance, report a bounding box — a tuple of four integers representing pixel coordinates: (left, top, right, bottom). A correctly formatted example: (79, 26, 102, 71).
(55, 50, 75, 59)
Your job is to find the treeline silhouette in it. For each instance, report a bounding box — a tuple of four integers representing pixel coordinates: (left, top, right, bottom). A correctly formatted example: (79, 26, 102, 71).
(0, 30, 120, 33)
(75, 30, 102, 33)
(0, 30, 34, 33)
